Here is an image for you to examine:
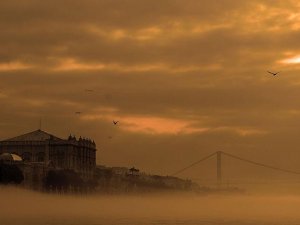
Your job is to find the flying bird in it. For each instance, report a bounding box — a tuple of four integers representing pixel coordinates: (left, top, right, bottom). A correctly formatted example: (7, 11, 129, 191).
(84, 89, 94, 92)
(267, 71, 280, 76)
(113, 120, 119, 125)
(75, 112, 82, 114)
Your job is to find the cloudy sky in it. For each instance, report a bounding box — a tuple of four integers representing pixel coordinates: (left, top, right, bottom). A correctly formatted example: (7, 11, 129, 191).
(2, 0, 300, 181)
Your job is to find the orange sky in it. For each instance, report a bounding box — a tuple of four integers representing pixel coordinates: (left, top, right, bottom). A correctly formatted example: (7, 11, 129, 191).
(2, 0, 300, 181)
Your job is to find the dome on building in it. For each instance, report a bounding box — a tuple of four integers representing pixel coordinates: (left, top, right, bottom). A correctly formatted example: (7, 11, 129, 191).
(0, 153, 22, 162)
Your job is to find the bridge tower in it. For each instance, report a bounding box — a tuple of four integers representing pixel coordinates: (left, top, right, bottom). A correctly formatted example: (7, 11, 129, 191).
(217, 151, 222, 187)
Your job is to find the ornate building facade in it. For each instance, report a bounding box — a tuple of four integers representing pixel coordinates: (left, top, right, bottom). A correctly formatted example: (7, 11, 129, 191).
(0, 129, 97, 179)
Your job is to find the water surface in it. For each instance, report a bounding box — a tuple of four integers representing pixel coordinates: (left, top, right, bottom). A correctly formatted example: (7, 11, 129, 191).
(1, 187, 300, 225)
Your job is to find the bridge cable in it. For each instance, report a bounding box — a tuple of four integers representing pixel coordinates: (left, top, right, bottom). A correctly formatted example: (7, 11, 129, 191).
(222, 151, 300, 175)
(171, 152, 216, 176)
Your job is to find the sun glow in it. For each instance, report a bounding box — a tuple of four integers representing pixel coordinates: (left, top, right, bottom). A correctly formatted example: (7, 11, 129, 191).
(280, 55, 300, 64)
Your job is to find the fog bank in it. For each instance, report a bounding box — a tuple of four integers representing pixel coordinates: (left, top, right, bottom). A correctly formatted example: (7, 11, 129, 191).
(1, 187, 300, 225)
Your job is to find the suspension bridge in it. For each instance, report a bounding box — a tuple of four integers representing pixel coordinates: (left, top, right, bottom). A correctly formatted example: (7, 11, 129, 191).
(171, 151, 300, 186)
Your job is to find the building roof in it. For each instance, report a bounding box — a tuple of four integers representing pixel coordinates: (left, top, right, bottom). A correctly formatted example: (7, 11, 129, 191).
(0, 153, 22, 161)
(1, 129, 62, 142)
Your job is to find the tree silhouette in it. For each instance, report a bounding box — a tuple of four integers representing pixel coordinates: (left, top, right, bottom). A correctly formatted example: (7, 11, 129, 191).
(44, 169, 83, 190)
(0, 163, 24, 184)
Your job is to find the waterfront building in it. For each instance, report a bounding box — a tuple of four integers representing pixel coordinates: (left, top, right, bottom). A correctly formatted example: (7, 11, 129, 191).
(0, 129, 97, 179)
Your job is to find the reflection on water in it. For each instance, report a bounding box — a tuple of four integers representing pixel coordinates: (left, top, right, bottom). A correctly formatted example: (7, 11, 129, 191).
(1, 187, 300, 225)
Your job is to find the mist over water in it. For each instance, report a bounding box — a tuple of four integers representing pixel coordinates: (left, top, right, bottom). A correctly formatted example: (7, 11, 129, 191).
(2, 187, 300, 225)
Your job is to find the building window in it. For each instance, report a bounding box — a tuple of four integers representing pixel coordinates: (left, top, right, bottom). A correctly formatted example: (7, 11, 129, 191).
(36, 152, 45, 162)
(22, 152, 32, 162)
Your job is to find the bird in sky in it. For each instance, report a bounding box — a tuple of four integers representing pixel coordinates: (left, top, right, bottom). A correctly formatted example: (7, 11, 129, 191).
(113, 120, 119, 125)
(267, 71, 280, 76)
(84, 89, 94, 92)
(75, 112, 82, 114)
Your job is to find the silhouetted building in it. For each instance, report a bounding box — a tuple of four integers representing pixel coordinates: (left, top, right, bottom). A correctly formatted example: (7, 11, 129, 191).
(0, 129, 97, 179)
